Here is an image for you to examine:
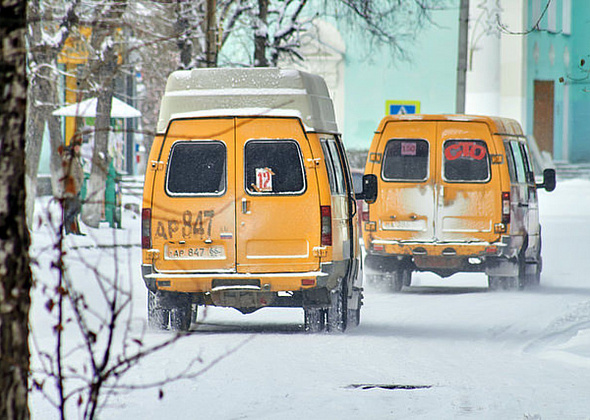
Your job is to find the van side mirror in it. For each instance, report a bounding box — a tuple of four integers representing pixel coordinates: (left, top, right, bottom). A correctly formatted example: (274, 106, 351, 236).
(536, 168, 556, 192)
(356, 174, 378, 203)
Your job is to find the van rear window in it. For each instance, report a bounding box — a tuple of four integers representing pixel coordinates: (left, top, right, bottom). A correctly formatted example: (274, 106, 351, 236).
(443, 140, 490, 182)
(245, 140, 305, 195)
(166, 141, 226, 195)
(382, 139, 429, 182)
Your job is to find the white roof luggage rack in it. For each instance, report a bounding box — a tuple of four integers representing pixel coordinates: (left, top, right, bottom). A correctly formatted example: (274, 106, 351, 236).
(157, 67, 338, 134)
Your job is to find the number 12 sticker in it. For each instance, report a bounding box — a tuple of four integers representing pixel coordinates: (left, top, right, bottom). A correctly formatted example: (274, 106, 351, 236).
(255, 167, 274, 192)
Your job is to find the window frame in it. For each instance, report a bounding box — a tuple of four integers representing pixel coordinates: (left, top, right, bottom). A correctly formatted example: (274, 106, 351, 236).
(321, 138, 347, 195)
(165, 140, 227, 197)
(243, 138, 307, 196)
(506, 140, 529, 185)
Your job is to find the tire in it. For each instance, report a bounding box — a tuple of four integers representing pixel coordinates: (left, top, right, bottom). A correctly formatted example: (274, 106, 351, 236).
(387, 271, 403, 293)
(346, 291, 363, 328)
(147, 290, 169, 330)
(327, 280, 347, 332)
(487, 275, 503, 290)
(524, 261, 541, 287)
(170, 298, 192, 332)
(401, 269, 412, 287)
(513, 256, 526, 290)
(304, 308, 326, 333)
(347, 296, 361, 329)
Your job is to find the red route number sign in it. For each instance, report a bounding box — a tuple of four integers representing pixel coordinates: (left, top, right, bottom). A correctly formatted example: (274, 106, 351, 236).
(255, 167, 273, 192)
(444, 142, 487, 161)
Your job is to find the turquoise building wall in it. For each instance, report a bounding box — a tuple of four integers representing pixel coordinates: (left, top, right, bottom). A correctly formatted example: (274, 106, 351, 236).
(527, 0, 590, 162)
(336, 7, 459, 150)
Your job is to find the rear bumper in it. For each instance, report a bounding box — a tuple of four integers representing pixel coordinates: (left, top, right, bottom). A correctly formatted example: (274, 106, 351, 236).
(365, 235, 522, 276)
(367, 234, 519, 259)
(142, 263, 333, 293)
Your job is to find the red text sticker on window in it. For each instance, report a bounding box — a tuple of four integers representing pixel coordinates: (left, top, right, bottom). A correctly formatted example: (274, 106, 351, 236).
(445, 142, 487, 161)
(255, 167, 274, 192)
(401, 142, 417, 156)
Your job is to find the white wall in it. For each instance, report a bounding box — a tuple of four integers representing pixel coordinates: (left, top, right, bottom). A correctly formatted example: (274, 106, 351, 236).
(465, 0, 526, 126)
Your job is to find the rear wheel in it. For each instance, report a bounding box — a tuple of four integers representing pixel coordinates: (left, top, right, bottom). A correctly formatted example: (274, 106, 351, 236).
(387, 271, 403, 293)
(327, 279, 347, 332)
(524, 261, 541, 287)
(401, 269, 412, 287)
(170, 296, 192, 332)
(304, 308, 326, 333)
(147, 290, 169, 330)
(487, 276, 503, 290)
(347, 294, 361, 328)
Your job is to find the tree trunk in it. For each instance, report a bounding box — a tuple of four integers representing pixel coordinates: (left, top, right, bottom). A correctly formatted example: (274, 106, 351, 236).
(254, 0, 269, 67)
(175, 0, 194, 69)
(205, 0, 217, 67)
(81, 57, 115, 228)
(0, 1, 32, 419)
(25, 71, 65, 224)
(80, 0, 127, 228)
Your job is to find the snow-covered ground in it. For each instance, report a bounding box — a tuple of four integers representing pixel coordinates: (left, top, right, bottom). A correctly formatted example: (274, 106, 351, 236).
(29, 178, 590, 419)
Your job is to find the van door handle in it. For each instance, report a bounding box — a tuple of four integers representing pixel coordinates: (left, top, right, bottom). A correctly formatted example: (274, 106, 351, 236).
(518, 203, 529, 208)
(242, 198, 250, 214)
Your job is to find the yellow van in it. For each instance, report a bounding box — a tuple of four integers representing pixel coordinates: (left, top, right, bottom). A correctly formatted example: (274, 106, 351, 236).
(142, 68, 377, 332)
(362, 114, 555, 290)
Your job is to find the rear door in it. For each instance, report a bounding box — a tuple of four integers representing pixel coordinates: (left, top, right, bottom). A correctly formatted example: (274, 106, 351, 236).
(235, 118, 321, 274)
(373, 121, 437, 242)
(151, 118, 236, 273)
(435, 122, 499, 243)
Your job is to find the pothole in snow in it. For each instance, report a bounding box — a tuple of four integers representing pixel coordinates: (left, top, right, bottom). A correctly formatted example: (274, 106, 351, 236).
(346, 383, 432, 391)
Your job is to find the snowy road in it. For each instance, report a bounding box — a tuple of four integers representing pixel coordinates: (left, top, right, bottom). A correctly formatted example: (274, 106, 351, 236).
(30, 179, 590, 419)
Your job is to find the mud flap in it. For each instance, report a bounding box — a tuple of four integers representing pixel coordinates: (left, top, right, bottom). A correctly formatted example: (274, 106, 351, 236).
(485, 258, 519, 277)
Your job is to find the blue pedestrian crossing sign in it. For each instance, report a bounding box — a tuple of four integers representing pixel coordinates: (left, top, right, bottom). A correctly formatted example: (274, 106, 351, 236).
(386, 100, 421, 115)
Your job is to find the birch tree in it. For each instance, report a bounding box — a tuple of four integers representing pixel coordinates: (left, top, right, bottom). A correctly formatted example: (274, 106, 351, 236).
(0, 0, 32, 418)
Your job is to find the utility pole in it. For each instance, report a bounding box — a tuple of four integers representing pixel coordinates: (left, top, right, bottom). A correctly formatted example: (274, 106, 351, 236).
(456, 0, 469, 114)
(205, 0, 217, 67)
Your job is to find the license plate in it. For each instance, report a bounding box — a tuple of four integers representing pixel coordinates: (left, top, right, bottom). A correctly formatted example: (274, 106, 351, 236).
(164, 245, 225, 260)
(382, 220, 426, 231)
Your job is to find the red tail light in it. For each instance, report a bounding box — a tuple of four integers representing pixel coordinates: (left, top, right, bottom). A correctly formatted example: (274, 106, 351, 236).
(320, 205, 332, 246)
(361, 201, 369, 222)
(142, 208, 151, 249)
(501, 192, 510, 224)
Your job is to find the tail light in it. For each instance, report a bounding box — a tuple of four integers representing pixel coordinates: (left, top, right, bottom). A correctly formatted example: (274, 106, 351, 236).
(320, 205, 332, 246)
(361, 201, 369, 222)
(501, 192, 510, 224)
(142, 208, 151, 249)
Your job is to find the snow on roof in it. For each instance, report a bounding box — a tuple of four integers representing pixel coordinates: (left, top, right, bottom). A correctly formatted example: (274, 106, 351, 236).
(156, 68, 338, 134)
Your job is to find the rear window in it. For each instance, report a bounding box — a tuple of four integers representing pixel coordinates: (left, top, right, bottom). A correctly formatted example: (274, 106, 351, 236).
(382, 139, 429, 182)
(443, 140, 490, 182)
(245, 140, 306, 195)
(166, 141, 226, 196)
